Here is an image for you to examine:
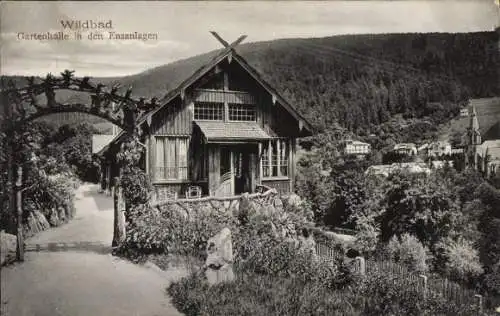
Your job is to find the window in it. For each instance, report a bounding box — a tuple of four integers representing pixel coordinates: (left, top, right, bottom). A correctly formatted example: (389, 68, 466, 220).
(155, 137, 188, 180)
(261, 139, 289, 178)
(229, 104, 256, 121)
(194, 102, 224, 120)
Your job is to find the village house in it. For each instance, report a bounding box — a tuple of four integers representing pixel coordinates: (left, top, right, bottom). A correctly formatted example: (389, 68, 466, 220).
(476, 140, 500, 178)
(460, 108, 469, 117)
(95, 37, 313, 200)
(430, 160, 454, 169)
(365, 162, 431, 177)
(393, 143, 418, 156)
(342, 140, 371, 156)
(427, 141, 452, 157)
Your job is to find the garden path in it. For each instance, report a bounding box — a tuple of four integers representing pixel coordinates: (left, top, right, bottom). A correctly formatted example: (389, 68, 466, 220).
(1, 184, 183, 316)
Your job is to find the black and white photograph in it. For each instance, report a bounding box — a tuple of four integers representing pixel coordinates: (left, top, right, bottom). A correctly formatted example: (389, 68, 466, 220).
(1, 1, 499, 315)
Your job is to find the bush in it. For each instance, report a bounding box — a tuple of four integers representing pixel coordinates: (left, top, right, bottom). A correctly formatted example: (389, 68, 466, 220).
(353, 218, 380, 257)
(386, 233, 429, 273)
(123, 202, 237, 259)
(234, 228, 340, 287)
(24, 171, 77, 224)
(435, 237, 484, 284)
(120, 166, 152, 208)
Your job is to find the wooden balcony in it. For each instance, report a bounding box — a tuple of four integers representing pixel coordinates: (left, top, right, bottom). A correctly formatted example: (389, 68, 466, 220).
(193, 89, 257, 104)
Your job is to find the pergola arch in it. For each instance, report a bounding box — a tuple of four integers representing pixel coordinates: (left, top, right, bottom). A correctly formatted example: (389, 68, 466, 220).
(1, 70, 161, 134)
(1, 70, 162, 260)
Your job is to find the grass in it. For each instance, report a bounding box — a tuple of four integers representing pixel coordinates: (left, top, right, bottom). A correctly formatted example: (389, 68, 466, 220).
(438, 97, 500, 142)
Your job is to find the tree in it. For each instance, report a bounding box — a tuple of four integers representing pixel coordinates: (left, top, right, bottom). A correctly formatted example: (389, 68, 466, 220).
(434, 237, 484, 284)
(449, 130, 463, 147)
(380, 172, 463, 249)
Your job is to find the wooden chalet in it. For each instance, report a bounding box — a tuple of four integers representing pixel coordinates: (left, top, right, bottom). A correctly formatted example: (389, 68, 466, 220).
(96, 34, 313, 200)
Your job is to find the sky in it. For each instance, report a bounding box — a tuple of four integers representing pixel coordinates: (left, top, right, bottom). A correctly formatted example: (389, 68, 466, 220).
(1, 1, 498, 77)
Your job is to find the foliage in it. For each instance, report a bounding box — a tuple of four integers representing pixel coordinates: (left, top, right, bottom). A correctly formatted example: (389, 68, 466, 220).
(358, 269, 484, 316)
(380, 172, 463, 248)
(47, 124, 101, 182)
(168, 257, 487, 316)
(434, 237, 484, 284)
(296, 131, 378, 228)
(386, 233, 429, 273)
(352, 217, 380, 257)
(168, 269, 363, 316)
(119, 166, 152, 209)
(233, 225, 342, 288)
(0, 121, 79, 233)
(122, 203, 237, 260)
(480, 218, 500, 272)
(483, 261, 500, 298)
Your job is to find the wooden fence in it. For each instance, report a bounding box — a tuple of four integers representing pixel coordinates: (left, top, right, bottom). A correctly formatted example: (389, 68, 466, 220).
(315, 240, 486, 312)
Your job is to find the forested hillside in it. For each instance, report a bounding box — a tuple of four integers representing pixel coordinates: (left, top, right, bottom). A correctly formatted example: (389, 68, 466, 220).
(2, 31, 498, 138)
(244, 32, 498, 134)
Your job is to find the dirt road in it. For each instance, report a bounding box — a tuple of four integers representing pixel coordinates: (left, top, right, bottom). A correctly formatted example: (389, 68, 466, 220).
(1, 184, 183, 316)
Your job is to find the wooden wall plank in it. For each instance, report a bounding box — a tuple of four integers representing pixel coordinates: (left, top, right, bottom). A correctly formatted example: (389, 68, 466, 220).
(208, 144, 220, 195)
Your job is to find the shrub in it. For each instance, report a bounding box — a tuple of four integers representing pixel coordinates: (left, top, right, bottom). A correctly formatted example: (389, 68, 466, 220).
(435, 237, 484, 284)
(483, 261, 500, 305)
(119, 166, 152, 208)
(353, 218, 380, 257)
(123, 202, 237, 259)
(234, 228, 340, 287)
(386, 233, 429, 273)
(25, 171, 77, 222)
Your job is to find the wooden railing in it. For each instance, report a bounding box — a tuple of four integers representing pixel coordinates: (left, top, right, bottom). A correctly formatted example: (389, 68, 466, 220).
(150, 187, 278, 207)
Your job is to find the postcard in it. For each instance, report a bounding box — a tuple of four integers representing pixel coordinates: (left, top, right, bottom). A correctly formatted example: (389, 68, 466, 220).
(1, 1, 499, 316)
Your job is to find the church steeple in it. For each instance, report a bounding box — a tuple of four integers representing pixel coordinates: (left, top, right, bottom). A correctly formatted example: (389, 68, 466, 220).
(465, 101, 481, 168)
(469, 104, 481, 145)
(470, 105, 480, 135)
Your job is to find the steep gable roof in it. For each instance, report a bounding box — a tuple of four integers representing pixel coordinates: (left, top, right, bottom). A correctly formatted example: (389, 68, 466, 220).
(138, 47, 313, 132)
(97, 43, 314, 155)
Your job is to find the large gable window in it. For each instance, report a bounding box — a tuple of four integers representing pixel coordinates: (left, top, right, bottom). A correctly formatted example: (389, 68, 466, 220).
(155, 136, 188, 181)
(194, 102, 224, 120)
(261, 139, 289, 178)
(228, 103, 256, 121)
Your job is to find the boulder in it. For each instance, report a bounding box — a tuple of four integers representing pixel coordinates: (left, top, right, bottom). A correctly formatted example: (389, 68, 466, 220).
(24, 210, 51, 237)
(205, 228, 235, 285)
(228, 200, 240, 217)
(33, 210, 50, 230)
(1, 230, 17, 265)
(48, 208, 61, 226)
(58, 206, 67, 223)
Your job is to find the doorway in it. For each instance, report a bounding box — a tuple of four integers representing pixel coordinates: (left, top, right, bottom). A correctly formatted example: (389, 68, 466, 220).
(219, 144, 256, 195)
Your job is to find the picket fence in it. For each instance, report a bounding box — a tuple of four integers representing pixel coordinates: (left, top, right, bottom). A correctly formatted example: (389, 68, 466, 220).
(314, 241, 486, 312)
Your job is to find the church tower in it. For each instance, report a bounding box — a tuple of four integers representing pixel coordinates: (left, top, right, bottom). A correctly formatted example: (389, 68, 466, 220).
(465, 103, 481, 168)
